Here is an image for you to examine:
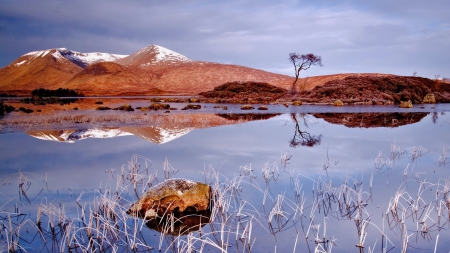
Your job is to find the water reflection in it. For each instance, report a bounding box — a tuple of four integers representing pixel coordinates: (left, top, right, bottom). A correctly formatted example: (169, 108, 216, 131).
(289, 113, 322, 147)
(313, 112, 429, 128)
(145, 210, 211, 236)
(1, 110, 450, 252)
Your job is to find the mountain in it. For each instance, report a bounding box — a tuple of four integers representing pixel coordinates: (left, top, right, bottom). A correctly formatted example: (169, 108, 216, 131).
(0, 44, 294, 96)
(0, 48, 127, 95)
(115, 45, 192, 67)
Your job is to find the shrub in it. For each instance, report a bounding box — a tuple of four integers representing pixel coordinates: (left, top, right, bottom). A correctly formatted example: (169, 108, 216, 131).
(31, 88, 82, 97)
(96, 106, 111, 110)
(0, 101, 15, 116)
(116, 104, 134, 111)
(19, 107, 33, 113)
(147, 103, 170, 110)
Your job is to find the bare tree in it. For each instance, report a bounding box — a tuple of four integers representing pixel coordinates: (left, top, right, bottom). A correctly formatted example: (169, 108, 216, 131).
(289, 113, 322, 147)
(288, 53, 323, 94)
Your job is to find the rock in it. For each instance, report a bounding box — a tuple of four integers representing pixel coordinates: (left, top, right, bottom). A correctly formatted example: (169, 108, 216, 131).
(292, 100, 302, 106)
(241, 104, 254, 110)
(257, 106, 268, 110)
(399, 100, 413, 108)
(181, 104, 201, 110)
(422, 93, 436, 104)
(148, 103, 170, 110)
(127, 178, 211, 219)
(188, 97, 199, 103)
(334, 100, 344, 106)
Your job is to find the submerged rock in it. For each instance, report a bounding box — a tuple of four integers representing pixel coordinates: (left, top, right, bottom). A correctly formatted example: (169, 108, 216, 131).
(422, 93, 436, 103)
(127, 178, 211, 219)
(399, 100, 413, 108)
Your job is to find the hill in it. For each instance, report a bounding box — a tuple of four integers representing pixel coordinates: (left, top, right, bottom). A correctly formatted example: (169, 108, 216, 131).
(298, 75, 450, 104)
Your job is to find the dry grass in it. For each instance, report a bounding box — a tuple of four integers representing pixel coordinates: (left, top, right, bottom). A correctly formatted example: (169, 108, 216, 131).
(1, 140, 449, 252)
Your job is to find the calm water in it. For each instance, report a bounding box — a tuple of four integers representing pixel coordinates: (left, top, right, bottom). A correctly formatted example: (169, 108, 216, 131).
(1, 105, 450, 252)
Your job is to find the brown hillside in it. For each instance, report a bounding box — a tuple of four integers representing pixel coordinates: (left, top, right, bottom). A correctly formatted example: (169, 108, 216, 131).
(0, 50, 82, 95)
(295, 73, 394, 91)
(67, 61, 294, 96)
(299, 75, 450, 104)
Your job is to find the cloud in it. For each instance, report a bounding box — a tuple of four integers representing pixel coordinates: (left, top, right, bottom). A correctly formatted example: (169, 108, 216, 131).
(0, 0, 448, 78)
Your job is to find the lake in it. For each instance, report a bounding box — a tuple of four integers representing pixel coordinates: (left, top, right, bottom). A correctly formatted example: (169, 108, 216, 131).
(1, 101, 450, 252)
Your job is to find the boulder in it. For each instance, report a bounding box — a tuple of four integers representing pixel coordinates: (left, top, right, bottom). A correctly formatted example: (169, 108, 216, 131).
(422, 93, 436, 104)
(257, 106, 268, 110)
(399, 100, 413, 108)
(334, 100, 344, 106)
(181, 104, 201, 110)
(292, 100, 303, 106)
(241, 104, 254, 110)
(127, 178, 211, 219)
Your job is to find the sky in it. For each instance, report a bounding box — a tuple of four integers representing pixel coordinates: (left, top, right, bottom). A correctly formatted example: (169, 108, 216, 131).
(0, 0, 449, 78)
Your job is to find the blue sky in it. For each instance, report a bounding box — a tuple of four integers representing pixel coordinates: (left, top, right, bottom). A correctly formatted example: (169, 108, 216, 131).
(0, 0, 448, 78)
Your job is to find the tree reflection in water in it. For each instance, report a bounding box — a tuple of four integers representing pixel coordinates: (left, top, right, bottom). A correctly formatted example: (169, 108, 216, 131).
(289, 113, 322, 147)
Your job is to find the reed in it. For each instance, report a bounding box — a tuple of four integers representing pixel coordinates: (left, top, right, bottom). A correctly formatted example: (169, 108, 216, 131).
(1, 142, 449, 252)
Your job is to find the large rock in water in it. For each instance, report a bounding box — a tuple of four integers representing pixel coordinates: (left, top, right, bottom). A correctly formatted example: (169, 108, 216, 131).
(422, 93, 436, 103)
(127, 178, 211, 219)
(399, 100, 413, 108)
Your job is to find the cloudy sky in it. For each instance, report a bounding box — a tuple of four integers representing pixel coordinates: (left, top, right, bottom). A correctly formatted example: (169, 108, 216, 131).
(0, 0, 448, 78)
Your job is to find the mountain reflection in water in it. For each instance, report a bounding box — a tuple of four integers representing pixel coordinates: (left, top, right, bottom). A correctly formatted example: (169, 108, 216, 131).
(18, 112, 433, 145)
(0, 110, 449, 252)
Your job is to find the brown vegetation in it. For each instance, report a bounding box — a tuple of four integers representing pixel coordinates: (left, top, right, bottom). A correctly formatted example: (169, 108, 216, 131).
(298, 75, 450, 104)
(199, 81, 287, 103)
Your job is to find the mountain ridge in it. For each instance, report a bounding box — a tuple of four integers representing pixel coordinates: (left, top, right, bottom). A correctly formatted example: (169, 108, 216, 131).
(0, 44, 295, 96)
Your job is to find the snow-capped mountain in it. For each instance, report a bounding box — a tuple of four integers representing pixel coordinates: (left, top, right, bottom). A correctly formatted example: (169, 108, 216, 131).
(21, 48, 127, 68)
(28, 129, 133, 143)
(27, 126, 192, 144)
(115, 44, 192, 67)
(122, 126, 193, 144)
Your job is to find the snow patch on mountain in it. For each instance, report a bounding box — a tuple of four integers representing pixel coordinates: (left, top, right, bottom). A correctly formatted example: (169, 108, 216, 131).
(131, 44, 192, 67)
(21, 48, 127, 68)
(14, 60, 27, 67)
(157, 127, 193, 144)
